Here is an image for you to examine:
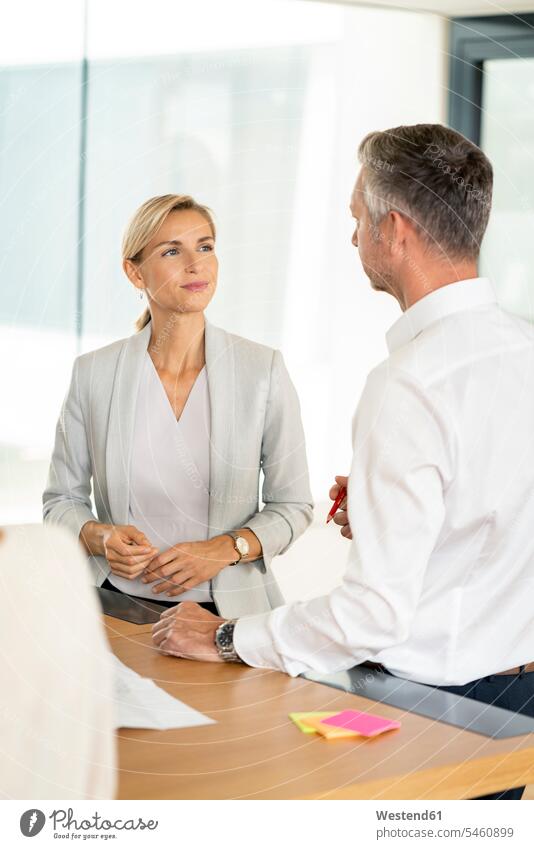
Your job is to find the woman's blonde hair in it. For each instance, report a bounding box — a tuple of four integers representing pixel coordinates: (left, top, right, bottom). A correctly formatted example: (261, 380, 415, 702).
(122, 194, 216, 331)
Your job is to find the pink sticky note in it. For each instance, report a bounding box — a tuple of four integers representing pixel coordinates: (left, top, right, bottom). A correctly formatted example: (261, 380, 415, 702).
(320, 709, 401, 737)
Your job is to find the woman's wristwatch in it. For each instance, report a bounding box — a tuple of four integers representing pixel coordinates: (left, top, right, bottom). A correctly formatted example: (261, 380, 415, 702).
(224, 531, 249, 565)
(214, 619, 242, 663)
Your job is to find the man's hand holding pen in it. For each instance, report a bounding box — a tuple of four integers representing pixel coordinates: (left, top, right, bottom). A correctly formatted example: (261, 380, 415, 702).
(327, 475, 352, 539)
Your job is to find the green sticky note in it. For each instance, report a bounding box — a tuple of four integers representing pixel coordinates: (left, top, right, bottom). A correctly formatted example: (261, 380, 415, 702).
(289, 712, 338, 734)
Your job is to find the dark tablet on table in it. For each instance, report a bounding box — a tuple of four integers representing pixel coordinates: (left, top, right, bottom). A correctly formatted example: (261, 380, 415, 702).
(96, 586, 165, 625)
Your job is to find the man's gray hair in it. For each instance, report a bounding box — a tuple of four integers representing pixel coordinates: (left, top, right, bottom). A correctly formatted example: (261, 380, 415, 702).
(358, 124, 493, 259)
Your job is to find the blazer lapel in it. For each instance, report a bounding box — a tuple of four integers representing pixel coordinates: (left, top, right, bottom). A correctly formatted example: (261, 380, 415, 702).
(207, 321, 261, 616)
(205, 320, 236, 539)
(105, 323, 151, 524)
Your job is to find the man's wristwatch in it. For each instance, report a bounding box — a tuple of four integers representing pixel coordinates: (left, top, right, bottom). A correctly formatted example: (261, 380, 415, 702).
(224, 531, 249, 565)
(215, 619, 242, 663)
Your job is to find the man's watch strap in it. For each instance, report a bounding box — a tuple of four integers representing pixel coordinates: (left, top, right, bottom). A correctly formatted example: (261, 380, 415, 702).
(215, 619, 242, 663)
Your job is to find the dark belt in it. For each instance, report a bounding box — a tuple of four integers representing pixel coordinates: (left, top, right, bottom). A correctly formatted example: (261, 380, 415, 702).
(101, 579, 218, 614)
(362, 661, 388, 673)
(362, 660, 534, 677)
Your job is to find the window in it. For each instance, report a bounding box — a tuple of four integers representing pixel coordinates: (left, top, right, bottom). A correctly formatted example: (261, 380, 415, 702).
(449, 14, 534, 321)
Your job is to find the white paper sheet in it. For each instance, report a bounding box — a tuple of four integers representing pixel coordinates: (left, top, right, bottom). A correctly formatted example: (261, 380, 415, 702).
(111, 655, 215, 730)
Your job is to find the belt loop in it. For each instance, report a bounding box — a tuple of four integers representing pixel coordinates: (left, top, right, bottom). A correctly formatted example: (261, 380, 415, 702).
(519, 664, 526, 679)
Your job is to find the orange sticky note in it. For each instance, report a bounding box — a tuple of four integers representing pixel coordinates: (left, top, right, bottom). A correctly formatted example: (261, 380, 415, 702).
(301, 714, 361, 739)
(289, 712, 338, 734)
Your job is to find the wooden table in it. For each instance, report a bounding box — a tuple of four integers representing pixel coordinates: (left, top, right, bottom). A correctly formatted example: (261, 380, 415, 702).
(108, 619, 534, 800)
(104, 613, 154, 640)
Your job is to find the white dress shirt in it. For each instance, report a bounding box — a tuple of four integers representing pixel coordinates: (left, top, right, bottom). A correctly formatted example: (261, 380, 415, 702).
(235, 277, 534, 686)
(108, 354, 213, 602)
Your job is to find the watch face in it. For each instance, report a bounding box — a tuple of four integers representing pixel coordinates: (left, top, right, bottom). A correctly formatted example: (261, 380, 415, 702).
(217, 622, 235, 651)
(236, 536, 249, 556)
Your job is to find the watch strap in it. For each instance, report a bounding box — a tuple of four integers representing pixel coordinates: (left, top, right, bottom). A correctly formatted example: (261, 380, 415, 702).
(215, 619, 242, 663)
(224, 531, 243, 565)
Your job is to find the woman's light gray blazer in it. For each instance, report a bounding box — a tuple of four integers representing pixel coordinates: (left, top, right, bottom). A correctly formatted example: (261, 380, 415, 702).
(43, 321, 314, 618)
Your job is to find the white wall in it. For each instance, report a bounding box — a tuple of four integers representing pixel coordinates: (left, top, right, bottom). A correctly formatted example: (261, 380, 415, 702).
(306, 0, 534, 17)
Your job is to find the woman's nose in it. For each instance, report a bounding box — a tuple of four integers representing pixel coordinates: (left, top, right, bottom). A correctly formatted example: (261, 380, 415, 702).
(183, 253, 202, 271)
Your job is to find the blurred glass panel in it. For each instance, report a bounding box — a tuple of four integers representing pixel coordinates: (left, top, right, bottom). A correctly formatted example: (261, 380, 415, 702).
(481, 57, 534, 322)
(0, 1, 83, 523)
(0, 65, 81, 330)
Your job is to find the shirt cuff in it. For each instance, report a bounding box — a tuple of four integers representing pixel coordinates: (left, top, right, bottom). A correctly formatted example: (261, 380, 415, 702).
(233, 611, 285, 671)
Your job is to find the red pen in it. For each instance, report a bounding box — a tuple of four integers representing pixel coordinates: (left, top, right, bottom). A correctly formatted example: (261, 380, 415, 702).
(326, 485, 347, 524)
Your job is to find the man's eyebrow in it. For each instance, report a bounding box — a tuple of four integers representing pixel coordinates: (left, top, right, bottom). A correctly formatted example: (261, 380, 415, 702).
(153, 235, 214, 249)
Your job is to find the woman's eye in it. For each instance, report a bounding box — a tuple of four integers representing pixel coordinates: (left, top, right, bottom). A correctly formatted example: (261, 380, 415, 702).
(162, 248, 178, 256)
(199, 244, 214, 252)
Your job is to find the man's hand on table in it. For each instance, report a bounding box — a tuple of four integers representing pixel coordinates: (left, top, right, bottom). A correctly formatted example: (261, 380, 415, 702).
(152, 602, 227, 662)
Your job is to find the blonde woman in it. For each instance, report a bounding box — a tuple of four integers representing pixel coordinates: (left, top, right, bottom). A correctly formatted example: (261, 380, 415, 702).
(43, 195, 313, 617)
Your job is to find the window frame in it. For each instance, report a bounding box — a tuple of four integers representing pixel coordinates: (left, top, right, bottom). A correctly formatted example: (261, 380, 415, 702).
(449, 14, 534, 143)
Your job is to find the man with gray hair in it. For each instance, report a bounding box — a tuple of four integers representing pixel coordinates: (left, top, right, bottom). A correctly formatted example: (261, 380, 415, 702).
(152, 124, 534, 799)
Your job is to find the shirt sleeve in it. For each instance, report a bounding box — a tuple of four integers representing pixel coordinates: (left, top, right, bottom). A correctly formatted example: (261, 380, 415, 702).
(234, 364, 454, 676)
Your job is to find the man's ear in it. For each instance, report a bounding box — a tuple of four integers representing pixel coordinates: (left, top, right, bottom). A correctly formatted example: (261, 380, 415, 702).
(388, 210, 410, 258)
(123, 258, 144, 292)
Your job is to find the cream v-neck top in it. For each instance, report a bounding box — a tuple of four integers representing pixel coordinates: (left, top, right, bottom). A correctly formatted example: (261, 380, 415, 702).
(107, 353, 212, 602)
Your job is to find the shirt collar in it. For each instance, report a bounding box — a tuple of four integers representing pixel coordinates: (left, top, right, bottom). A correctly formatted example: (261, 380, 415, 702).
(385, 277, 497, 355)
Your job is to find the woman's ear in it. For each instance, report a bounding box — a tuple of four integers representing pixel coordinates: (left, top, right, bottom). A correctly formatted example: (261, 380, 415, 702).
(123, 258, 144, 292)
